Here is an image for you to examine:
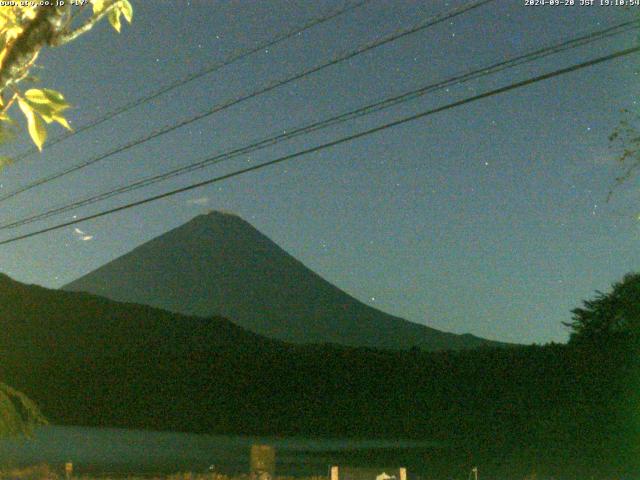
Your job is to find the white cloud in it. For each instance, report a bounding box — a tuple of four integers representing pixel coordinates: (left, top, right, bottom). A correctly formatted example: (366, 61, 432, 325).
(73, 227, 94, 242)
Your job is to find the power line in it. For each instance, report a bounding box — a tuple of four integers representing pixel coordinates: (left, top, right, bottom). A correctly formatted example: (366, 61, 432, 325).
(0, 44, 636, 246)
(10, 0, 373, 162)
(0, 0, 494, 205)
(0, 19, 635, 231)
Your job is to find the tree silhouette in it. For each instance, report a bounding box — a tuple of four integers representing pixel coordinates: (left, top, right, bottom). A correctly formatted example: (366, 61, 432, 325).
(565, 272, 640, 346)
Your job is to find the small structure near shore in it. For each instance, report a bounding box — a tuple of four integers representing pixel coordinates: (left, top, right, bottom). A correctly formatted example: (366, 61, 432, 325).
(64, 461, 73, 480)
(330, 466, 407, 480)
(250, 444, 276, 480)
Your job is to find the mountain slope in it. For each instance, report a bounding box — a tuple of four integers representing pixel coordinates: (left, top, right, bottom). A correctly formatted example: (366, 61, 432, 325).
(64, 211, 501, 351)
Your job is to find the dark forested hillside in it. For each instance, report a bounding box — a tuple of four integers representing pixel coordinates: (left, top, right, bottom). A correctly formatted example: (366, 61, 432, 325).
(0, 273, 635, 478)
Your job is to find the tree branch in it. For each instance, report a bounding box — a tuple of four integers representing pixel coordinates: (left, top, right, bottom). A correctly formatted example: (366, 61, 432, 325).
(1, 92, 18, 115)
(50, 0, 121, 46)
(0, 6, 65, 94)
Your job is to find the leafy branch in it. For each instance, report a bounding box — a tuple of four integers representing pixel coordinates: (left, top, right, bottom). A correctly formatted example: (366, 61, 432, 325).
(607, 109, 640, 203)
(52, 0, 132, 45)
(0, 0, 133, 153)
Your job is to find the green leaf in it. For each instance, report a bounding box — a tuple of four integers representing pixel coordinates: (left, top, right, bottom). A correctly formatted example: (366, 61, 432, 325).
(108, 7, 121, 32)
(92, 0, 106, 14)
(25, 89, 69, 111)
(18, 98, 46, 151)
(120, 0, 133, 23)
(23, 100, 56, 123)
(21, 94, 71, 131)
(42, 89, 69, 110)
(53, 115, 72, 131)
(24, 89, 49, 104)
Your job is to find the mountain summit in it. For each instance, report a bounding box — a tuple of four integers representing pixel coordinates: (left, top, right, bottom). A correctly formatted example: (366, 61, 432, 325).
(64, 211, 500, 350)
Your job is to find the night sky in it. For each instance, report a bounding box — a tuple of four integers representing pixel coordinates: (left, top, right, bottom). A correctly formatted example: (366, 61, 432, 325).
(0, 0, 637, 344)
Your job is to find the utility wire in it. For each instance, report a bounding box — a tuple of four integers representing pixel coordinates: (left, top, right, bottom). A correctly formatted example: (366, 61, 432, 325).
(0, 44, 636, 246)
(10, 0, 373, 162)
(0, 0, 494, 205)
(0, 20, 635, 231)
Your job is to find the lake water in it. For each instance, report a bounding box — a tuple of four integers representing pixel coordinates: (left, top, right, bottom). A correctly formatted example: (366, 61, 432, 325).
(0, 426, 440, 477)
